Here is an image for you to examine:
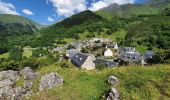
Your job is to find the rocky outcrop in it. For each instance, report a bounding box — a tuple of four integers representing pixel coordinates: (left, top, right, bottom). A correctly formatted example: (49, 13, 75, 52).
(0, 70, 19, 81)
(108, 75, 119, 85)
(39, 72, 64, 91)
(101, 76, 120, 100)
(0, 79, 15, 88)
(0, 70, 19, 91)
(0, 68, 34, 99)
(0, 85, 32, 100)
(20, 67, 37, 80)
(0, 86, 14, 99)
(0, 68, 64, 99)
(107, 87, 119, 100)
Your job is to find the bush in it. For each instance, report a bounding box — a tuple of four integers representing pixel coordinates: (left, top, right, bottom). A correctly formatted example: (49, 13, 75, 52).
(9, 46, 23, 61)
(60, 61, 70, 68)
(146, 50, 170, 64)
(0, 61, 20, 71)
(96, 64, 107, 70)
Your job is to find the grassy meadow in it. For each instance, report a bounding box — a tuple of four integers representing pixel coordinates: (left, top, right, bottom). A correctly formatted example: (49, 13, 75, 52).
(20, 64, 170, 100)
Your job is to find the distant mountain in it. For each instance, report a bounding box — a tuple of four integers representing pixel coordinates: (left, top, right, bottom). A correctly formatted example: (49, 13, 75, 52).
(0, 14, 43, 54)
(97, 0, 170, 19)
(40, 10, 106, 39)
(32, 10, 129, 47)
(0, 14, 43, 37)
(125, 14, 170, 50)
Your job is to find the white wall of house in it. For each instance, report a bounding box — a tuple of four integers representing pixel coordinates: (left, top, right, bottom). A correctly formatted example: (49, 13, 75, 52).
(114, 43, 119, 49)
(104, 48, 113, 57)
(81, 54, 96, 70)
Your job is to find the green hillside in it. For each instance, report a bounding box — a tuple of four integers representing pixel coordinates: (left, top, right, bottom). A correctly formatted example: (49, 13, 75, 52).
(24, 64, 170, 100)
(125, 15, 170, 50)
(33, 10, 128, 47)
(0, 14, 43, 54)
(0, 14, 42, 36)
(97, 0, 170, 19)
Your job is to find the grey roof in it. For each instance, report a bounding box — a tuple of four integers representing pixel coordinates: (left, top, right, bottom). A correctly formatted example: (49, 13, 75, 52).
(122, 47, 135, 53)
(71, 53, 88, 67)
(67, 49, 79, 59)
(119, 53, 142, 63)
(95, 59, 118, 67)
(106, 44, 115, 48)
(144, 50, 154, 59)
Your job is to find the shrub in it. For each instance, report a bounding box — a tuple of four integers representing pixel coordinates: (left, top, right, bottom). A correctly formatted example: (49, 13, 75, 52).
(0, 60, 20, 71)
(96, 64, 107, 70)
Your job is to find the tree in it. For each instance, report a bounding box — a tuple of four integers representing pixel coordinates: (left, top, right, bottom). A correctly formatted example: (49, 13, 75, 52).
(9, 46, 23, 61)
(106, 30, 112, 35)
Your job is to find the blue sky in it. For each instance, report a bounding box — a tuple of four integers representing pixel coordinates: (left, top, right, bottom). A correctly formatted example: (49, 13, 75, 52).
(0, 0, 146, 25)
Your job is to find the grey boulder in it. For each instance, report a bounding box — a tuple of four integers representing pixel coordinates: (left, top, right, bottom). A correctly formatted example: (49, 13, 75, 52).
(39, 72, 64, 91)
(0, 70, 19, 81)
(20, 67, 37, 80)
(0, 79, 15, 88)
(0, 86, 14, 99)
(108, 76, 119, 85)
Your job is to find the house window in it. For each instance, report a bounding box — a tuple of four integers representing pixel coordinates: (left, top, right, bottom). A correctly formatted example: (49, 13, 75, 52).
(79, 58, 82, 61)
(75, 55, 78, 58)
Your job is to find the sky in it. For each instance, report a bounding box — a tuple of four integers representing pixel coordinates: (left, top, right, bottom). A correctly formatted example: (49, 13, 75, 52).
(0, 0, 146, 25)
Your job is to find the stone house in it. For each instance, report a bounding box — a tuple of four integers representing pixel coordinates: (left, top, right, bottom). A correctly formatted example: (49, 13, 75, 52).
(106, 42, 118, 49)
(121, 47, 136, 54)
(94, 59, 118, 68)
(118, 52, 142, 64)
(104, 48, 114, 57)
(71, 53, 96, 70)
(144, 50, 154, 59)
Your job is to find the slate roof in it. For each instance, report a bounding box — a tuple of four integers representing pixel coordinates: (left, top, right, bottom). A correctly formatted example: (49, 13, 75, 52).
(144, 50, 154, 59)
(95, 59, 118, 67)
(121, 47, 135, 53)
(119, 52, 142, 63)
(106, 44, 115, 48)
(67, 49, 79, 59)
(71, 53, 88, 67)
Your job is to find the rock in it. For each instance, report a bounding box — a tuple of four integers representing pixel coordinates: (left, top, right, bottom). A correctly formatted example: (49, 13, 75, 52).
(108, 76, 119, 85)
(24, 81, 33, 89)
(20, 67, 37, 80)
(0, 79, 15, 88)
(0, 70, 19, 81)
(107, 87, 119, 100)
(101, 87, 119, 100)
(39, 72, 64, 91)
(0, 86, 14, 99)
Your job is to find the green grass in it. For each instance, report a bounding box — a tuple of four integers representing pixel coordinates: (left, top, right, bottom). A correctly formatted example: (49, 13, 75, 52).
(136, 45, 148, 54)
(0, 53, 9, 59)
(23, 47, 34, 58)
(23, 64, 170, 100)
(79, 29, 126, 42)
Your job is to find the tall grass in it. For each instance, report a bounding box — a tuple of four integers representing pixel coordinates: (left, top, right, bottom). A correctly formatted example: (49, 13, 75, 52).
(24, 64, 170, 100)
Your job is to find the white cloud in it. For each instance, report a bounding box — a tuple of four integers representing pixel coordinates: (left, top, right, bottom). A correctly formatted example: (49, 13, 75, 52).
(89, 0, 136, 11)
(48, 0, 87, 17)
(89, 1, 108, 11)
(48, 16, 55, 22)
(22, 9, 34, 15)
(0, 0, 19, 15)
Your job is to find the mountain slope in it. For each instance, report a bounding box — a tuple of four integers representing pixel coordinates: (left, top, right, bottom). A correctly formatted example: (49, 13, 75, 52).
(33, 10, 128, 47)
(125, 14, 170, 50)
(0, 14, 42, 37)
(0, 14, 43, 54)
(39, 10, 106, 40)
(97, 0, 170, 19)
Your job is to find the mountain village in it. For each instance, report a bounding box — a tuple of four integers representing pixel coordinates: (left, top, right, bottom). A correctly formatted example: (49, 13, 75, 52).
(53, 38, 154, 70)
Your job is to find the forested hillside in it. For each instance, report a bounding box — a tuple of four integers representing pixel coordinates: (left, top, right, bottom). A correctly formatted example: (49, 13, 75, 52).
(126, 15, 170, 50)
(97, 0, 170, 19)
(31, 10, 129, 47)
(0, 14, 43, 54)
